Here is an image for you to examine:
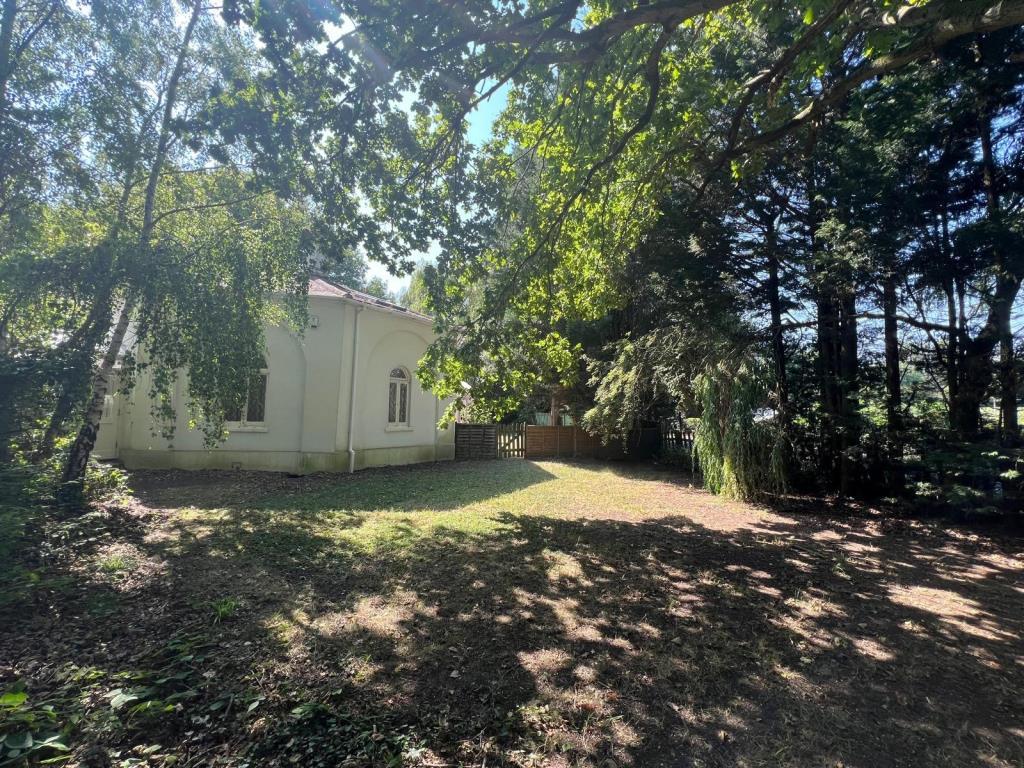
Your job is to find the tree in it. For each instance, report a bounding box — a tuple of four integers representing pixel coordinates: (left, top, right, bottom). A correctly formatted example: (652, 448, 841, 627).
(397, 265, 432, 314)
(363, 276, 397, 303)
(0, 0, 350, 501)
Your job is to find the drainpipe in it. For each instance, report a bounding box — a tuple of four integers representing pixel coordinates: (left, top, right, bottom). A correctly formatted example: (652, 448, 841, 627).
(346, 306, 364, 473)
(433, 394, 439, 461)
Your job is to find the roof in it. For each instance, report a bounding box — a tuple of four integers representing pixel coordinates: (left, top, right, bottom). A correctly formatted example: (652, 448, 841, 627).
(308, 276, 433, 324)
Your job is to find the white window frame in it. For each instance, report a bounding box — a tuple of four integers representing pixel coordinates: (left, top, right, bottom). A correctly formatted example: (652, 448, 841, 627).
(226, 360, 269, 433)
(386, 366, 412, 431)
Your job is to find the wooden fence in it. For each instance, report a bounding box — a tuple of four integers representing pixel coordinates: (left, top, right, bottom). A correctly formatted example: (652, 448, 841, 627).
(454, 423, 497, 460)
(455, 423, 662, 461)
(659, 416, 695, 452)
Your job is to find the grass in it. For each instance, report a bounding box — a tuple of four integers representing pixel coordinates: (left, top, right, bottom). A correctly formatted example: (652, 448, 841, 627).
(211, 597, 240, 622)
(179, 460, 665, 553)
(97, 553, 136, 574)
(2, 459, 1022, 768)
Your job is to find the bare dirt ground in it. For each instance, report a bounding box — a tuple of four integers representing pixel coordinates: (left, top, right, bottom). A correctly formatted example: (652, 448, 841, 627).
(2, 460, 1022, 767)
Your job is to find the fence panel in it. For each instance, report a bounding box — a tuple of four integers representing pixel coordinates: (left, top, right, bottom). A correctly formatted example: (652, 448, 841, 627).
(454, 423, 498, 460)
(659, 416, 694, 454)
(524, 425, 661, 460)
(458, 423, 666, 461)
(525, 425, 577, 458)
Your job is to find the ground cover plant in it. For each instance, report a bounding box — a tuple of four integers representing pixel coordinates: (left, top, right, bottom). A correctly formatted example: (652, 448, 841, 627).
(2, 459, 1021, 767)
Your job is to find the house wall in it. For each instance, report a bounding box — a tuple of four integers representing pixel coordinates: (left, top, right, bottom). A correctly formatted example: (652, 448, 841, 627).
(113, 295, 454, 473)
(349, 306, 455, 471)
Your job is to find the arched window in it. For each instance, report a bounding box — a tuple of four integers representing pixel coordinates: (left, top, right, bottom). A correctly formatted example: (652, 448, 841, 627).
(226, 357, 268, 426)
(387, 366, 410, 428)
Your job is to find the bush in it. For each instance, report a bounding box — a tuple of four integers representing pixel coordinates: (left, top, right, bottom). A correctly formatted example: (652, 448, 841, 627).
(0, 441, 131, 513)
(906, 440, 1022, 519)
(659, 443, 696, 471)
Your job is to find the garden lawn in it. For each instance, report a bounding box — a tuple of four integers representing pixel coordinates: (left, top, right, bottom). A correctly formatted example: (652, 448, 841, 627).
(2, 460, 1022, 767)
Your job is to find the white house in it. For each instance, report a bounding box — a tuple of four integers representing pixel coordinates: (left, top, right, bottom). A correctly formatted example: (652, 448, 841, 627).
(94, 277, 455, 473)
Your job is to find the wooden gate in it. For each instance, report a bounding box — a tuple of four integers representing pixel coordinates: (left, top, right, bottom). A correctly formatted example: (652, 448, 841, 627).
(497, 423, 526, 458)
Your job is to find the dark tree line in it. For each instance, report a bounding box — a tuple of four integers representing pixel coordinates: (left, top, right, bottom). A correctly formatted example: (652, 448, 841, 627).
(574, 28, 1023, 500)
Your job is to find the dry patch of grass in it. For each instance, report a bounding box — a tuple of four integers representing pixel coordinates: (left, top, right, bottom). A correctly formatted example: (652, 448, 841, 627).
(2, 460, 1022, 768)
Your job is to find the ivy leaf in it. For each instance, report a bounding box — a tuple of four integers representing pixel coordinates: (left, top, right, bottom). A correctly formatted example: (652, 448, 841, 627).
(108, 689, 142, 710)
(3, 731, 32, 750)
(0, 692, 28, 708)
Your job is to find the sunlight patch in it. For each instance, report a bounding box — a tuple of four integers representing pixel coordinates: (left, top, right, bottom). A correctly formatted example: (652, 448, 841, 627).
(850, 636, 895, 662)
(543, 548, 589, 584)
(518, 648, 571, 675)
(329, 590, 430, 639)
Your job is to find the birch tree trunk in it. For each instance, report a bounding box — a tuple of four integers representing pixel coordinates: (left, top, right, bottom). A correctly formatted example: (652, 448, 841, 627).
(59, 298, 135, 486)
(60, 1, 202, 498)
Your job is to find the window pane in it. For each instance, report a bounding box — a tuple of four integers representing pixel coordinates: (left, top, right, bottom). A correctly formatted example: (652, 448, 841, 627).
(225, 405, 242, 422)
(390, 367, 407, 379)
(399, 382, 407, 424)
(247, 373, 267, 422)
(388, 382, 397, 423)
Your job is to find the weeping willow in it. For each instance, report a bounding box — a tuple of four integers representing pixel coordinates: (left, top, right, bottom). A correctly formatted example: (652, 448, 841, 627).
(694, 356, 788, 500)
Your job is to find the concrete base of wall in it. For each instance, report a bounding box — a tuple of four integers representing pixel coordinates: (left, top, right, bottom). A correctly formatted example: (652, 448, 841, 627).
(119, 446, 454, 474)
(356, 443, 456, 470)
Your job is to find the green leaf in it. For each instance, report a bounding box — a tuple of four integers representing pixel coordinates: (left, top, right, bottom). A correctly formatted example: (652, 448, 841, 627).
(803, 6, 815, 24)
(0, 691, 28, 708)
(4, 731, 32, 750)
(34, 733, 69, 751)
(109, 689, 142, 710)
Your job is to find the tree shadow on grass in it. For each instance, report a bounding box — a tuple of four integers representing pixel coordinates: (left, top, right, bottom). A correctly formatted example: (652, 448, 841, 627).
(4, 462, 1023, 767)
(130, 487, 1023, 767)
(129, 459, 559, 514)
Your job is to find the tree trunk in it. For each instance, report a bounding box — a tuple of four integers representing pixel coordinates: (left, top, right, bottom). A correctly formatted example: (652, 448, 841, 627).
(59, 298, 134, 492)
(807, 141, 841, 489)
(0, 0, 16, 208)
(37, 282, 119, 459)
(60, 0, 202, 495)
(949, 109, 1022, 439)
(549, 386, 563, 426)
(36, 175, 138, 460)
(838, 290, 859, 495)
(0, 0, 16, 122)
(943, 276, 958, 422)
(765, 217, 789, 424)
(883, 272, 903, 490)
(764, 214, 793, 484)
(979, 110, 1018, 441)
(938, 187, 960, 427)
(996, 298, 1017, 441)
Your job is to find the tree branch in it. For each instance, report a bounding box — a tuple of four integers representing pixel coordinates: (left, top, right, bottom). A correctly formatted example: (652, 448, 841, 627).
(733, 0, 1024, 157)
